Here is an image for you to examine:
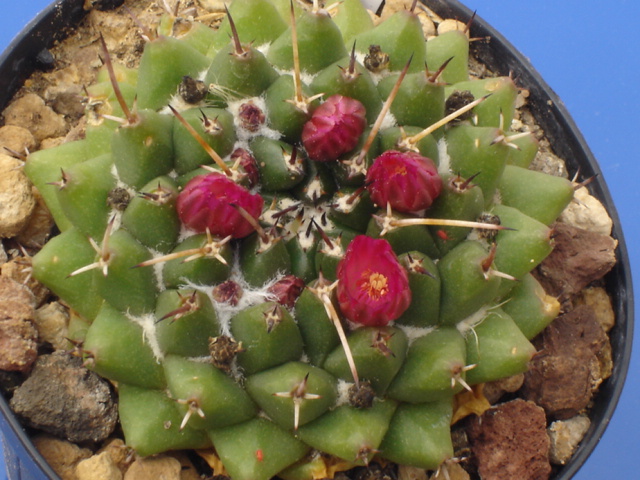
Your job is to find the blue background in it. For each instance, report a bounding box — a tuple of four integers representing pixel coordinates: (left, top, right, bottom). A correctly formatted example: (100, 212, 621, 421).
(0, 1, 638, 479)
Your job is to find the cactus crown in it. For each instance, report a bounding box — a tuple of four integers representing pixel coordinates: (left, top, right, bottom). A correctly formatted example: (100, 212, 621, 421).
(25, 1, 573, 478)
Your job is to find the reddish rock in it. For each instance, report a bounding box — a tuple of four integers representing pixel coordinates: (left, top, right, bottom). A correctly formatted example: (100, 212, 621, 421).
(535, 222, 617, 304)
(522, 305, 608, 419)
(467, 399, 551, 480)
(0, 318, 38, 373)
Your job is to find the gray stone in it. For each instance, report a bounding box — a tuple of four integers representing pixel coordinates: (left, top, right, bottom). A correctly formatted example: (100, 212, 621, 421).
(10, 351, 118, 443)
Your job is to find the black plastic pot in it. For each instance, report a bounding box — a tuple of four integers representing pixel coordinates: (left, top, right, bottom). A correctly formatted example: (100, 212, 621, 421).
(0, 1, 633, 479)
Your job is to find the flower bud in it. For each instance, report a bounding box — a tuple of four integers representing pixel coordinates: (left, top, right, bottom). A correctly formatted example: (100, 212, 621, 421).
(366, 150, 442, 213)
(177, 173, 264, 239)
(302, 94, 366, 162)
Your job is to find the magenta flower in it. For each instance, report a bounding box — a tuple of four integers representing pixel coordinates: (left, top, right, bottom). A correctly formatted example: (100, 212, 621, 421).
(336, 235, 411, 326)
(302, 94, 366, 162)
(177, 173, 264, 239)
(365, 150, 442, 213)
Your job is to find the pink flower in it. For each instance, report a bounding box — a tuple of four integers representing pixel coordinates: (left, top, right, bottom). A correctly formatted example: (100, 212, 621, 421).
(177, 173, 264, 239)
(365, 150, 442, 213)
(336, 235, 411, 326)
(302, 95, 366, 162)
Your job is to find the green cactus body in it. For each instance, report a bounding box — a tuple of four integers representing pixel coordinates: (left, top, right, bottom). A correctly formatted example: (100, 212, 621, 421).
(111, 109, 175, 189)
(210, 417, 309, 480)
(154, 289, 220, 356)
(245, 361, 338, 429)
(447, 76, 518, 128)
(296, 399, 398, 466)
(500, 273, 561, 339)
(172, 107, 236, 175)
(377, 70, 445, 129)
(24, 140, 96, 231)
(353, 10, 426, 73)
(386, 327, 467, 403)
(118, 384, 212, 456)
(267, 9, 348, 74)
(25, 1, 578, 476)
(31, 228, 104, 321)
(425, 30, 469, 84)
(379, 400, 453, 470)
(395, 251, 441, 327)
(163, 355, 258, 430)
(462, 308, 537, 385)
(54, 153, 115, 240)
(136, 35, 210, 110)
(323, 326, 408, 395)
(120, 176, 181, 253)
(208, 0, 288, 55)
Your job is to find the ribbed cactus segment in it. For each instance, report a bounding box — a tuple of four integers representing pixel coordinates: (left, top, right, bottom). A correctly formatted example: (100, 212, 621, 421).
(210, 418, 309, 480)
(136, 35, 210, 110)
(31, 228, 104, 321)
(296, 399, 398, 466)
(463, 308, 537, 385)
(120, 176, 181, 253)
(25, 1, 579, 476)
(55, 153, 115, 240)
(118, 384, 212, 456)
(379, 400, 454, 470)
(354, 9, 426, 73)
(266, 9, 348, 73)
(111, 110, 175, 189)
(83, 303, 165, 389)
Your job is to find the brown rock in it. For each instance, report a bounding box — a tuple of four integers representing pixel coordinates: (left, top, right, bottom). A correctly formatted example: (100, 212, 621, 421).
(32, 433, 93, 480)
(0, 125, 37, 154)
(467, 399, 551, 480)
(483, 373, 525, 405)
(123, 456, 182, 480)
(170, 451, 205, 480)
(10, 351, 118, 443)
(34, 301, 70, 350)
(3, 93, 68, 142)
(76, 451, 123, 480)
(0, 273, 37, 318)
(0, 276, 37, 372)
(574, 286, 615, 332)
(49, 88, 86, 119)
(15, 187, 55, 249)
(1, 254, 50, 306)
(521, 305, 608, 419)
(0, 153, 36, 237)
(535, 222, 617, 304)
(0, 316, 38, 372)
(97, 438, 134, 474)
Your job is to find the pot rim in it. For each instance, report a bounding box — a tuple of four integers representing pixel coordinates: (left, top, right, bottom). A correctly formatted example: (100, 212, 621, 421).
(0, 1, 633, 479)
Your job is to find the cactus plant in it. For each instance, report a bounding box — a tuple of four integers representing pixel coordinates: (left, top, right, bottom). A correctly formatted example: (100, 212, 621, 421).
(22, 0, 575, 478)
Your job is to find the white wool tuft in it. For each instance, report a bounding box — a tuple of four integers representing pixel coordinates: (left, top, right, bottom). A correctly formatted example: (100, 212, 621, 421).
(126, 312, 164, 362)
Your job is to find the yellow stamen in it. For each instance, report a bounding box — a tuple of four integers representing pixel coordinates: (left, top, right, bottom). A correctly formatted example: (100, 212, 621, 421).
(359, 270, 389, 300)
